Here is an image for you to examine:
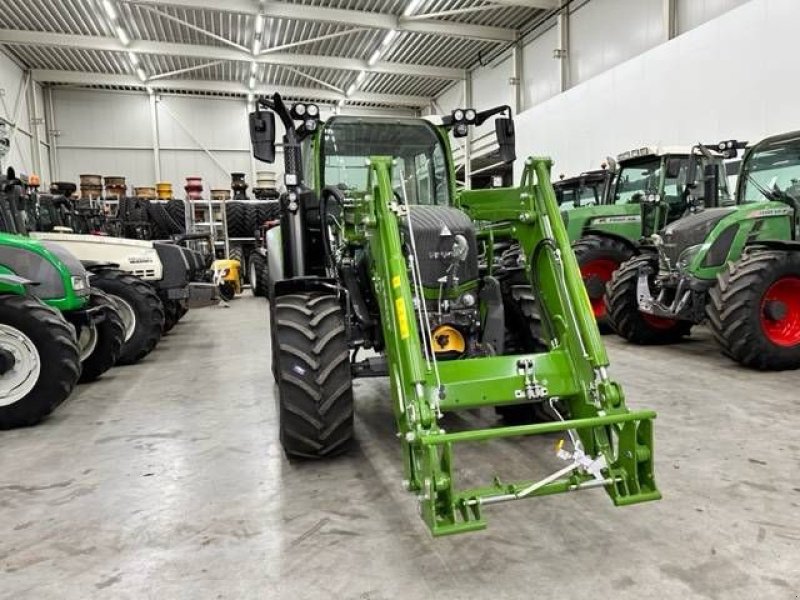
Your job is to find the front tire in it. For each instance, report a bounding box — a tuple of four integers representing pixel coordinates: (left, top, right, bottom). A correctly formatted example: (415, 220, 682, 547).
(605, 254, 692, 344)
(0, 295, 81, 428)
(78, 289, 125, 383)
(90, 269, 164, 365)
(707, 250, 800, 370)
(249, 252, 269, 298)
(274, 293, 354, 458)
(573, 235, 635, 329)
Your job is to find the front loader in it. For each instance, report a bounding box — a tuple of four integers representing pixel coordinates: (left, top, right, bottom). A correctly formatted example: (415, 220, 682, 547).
(251, 94, 659, 535)
(606, 132, 800, 369)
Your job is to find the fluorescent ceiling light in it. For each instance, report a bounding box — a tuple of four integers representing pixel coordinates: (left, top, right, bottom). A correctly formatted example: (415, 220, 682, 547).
(346, 83, 356, 97)
(368, 50, 381, 67)
(128, 51, 138, 66)
(252, 37, 261, 55)
(102, 0, 117, 21)
(403, 0, 422, 17)
(382, 30, 397, 47)
(136, 67, 147, 82)
(116, 26, 130, 46)
(250, 61, 258, 75)
(255, 14, 265, 35)
(356, 71, 366, 85)
(249, 75, 256, 89)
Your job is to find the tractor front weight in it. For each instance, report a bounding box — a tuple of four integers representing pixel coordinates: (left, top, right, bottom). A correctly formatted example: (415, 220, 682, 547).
(365, 157, 660, 536)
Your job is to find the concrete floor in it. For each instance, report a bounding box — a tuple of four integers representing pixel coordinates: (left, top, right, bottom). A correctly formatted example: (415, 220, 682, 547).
(1, 295, 799, 599)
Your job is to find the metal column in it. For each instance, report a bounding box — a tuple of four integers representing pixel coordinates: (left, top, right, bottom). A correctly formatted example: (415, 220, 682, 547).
(511, 36, 523, 115)
(556, 5, 570, 93)
(24, 72, 43, 178)
(463, 71, 472, 190)
(663, 0, 677, 41)
(148, 90, 162, 182)
(43, 86, 59, 181)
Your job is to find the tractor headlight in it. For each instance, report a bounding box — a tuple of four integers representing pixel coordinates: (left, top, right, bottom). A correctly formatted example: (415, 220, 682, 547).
(677, 244, 702, 270)
(71, 275, 88, 292)
(464, 109, 476, 123)
(293, 103, 306, 116)
(306, 104, 319, 117)
(453, 109, 464, 122)
(304, 118, 317, 132)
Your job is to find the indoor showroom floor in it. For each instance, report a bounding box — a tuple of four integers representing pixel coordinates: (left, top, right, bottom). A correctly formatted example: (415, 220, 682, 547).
(1, 296, 798, 599)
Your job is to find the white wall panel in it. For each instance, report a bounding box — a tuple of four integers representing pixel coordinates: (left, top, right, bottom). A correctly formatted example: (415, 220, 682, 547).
(157, 96, 250, 151)
(522, 25, 560, 110)
(53, 89, 152, 148)
(514, 0, 799, 179)
(0, 50, 43, 177)
(58, 148, 155, 187)
(472, 57, 513, 140)
(570, 0, 663, 85)
(677, 0, 752, 33)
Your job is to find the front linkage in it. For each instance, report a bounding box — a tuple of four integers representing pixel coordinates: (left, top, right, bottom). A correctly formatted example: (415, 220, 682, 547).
(365, 157, 659, 536)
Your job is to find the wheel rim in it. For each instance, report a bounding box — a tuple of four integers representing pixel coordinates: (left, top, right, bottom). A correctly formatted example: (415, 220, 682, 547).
(0, 323, 41, 406)
(580, 258, 618, 318)
(249, 260, 257, 289)
(78, 322, 98, 362)
(760, 276, 800, 347)
(109, 295, 136, 342)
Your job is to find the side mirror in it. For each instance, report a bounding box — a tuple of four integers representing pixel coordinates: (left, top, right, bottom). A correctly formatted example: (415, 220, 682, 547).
(666, 157, 684, 180)
(495, 117, 516, 163)
(249, 110, 276, 163)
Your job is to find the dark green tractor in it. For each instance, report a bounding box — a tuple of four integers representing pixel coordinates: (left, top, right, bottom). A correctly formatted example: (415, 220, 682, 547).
(606, 132, 800, 369)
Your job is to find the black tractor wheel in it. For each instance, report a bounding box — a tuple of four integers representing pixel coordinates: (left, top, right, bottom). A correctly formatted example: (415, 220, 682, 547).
(274, 293, 354, 458)
(229, 245, 246, 281)
(0, 295, 81, 428)
(225, 202, 248, 237)
(605, 254, 692, 344)
(78, 289, 125, 383)
(707, 250, 800, 370)
(248, 252, 269, 297)
(245, 203, 258, 235)
(165, 199, 186, 229)
(147, 201, 184, 237)
(90, 269, 164, 365)
(162, 299, 181, 333)
(573, 235, 635, 330)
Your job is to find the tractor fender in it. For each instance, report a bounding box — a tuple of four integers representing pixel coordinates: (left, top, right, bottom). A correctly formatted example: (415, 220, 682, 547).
(581, 229, 640, 255)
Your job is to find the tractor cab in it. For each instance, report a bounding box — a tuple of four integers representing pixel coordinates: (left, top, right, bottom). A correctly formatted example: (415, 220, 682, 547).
(613, 145, 731, 237)
(737, 132, 800, 223)
(554, 168, 614, 210)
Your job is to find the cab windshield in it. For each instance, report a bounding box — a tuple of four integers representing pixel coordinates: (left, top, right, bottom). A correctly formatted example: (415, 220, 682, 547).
(739, 135, 800, 204)
(556, 180, 603, 209)
(321, 118, 450, 205)
(613, 157, 670, 204)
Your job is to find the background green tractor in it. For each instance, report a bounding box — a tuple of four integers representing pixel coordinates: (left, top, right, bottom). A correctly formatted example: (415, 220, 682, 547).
(606, 132, 800, 369)
(249, 94, 659, 535)
(0, 170, 125, 428)
(566, 146, 731, 327)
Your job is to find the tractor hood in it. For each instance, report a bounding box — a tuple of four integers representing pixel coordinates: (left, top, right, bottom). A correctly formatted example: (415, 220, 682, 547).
(659, 207, 736, 265)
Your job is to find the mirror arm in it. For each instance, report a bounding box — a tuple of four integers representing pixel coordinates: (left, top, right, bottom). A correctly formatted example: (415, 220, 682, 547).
(474, 105, 511, 127)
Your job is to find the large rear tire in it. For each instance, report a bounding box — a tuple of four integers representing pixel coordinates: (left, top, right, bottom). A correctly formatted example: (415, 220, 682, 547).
(274, 293, 354, 458)
(225, 202, 248, 237)
(573, 235, 635, 329)
(78, 289, 125, 383)
(707, 250, 800, 370)
(0, 295, 80, 428)
(605, 254, 692, 344)
(90, 269, 164, 365)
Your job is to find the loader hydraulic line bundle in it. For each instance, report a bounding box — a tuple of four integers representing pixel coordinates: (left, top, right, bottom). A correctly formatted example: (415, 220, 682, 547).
(250, 93, 660, 535)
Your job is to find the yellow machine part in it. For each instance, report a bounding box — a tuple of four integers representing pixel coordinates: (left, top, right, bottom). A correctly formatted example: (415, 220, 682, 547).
(431, 324, 465, 356)
(212, 258, 242, 293)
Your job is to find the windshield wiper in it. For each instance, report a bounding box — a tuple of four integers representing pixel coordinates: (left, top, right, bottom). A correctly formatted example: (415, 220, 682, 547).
(747, 174, 778, 201)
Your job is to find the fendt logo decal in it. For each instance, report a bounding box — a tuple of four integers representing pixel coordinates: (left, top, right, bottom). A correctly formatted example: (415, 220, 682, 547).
(750, 208, 793, 218)
(591, 215, 641, 225)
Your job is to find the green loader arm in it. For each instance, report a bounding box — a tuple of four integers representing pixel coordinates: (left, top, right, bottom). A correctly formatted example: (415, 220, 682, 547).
(364, 156, 660, 536)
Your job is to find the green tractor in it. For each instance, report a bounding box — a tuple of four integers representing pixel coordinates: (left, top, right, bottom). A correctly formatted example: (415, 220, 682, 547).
(606, 132, 800, 370)
(566, 146, 731, 326)
(249, 94, 659, 536)
(0, 170, 125, 428)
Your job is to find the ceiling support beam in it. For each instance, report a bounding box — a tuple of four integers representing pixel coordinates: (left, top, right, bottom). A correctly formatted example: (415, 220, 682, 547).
(30, 70, 430, 107)
(125, 0, 517, 42)
(0, 29, 464, 81)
